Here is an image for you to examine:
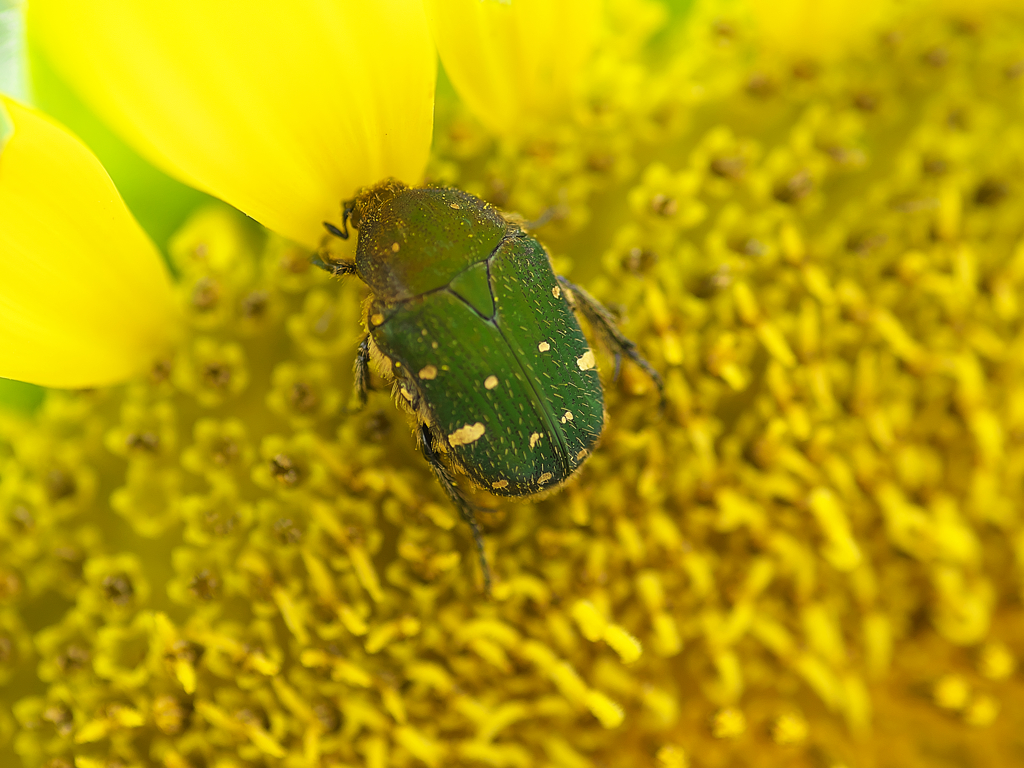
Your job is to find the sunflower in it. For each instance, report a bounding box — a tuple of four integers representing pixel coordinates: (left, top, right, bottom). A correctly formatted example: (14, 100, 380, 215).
(2, 1, 1024, 767)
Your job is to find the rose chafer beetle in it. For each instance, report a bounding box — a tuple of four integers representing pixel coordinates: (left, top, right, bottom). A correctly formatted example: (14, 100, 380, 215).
(316, 179, 661, 590)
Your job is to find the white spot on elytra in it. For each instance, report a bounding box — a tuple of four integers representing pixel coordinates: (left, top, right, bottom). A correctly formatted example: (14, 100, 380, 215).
(529, 432, 542, 448)
(538, 341, 551, 352)
(484, 375, 499, 390)
(538, 472, 553, 484)
(553, 285, 561, 299)
(418, 365, 437, 380)
(560, 411, 574, 424)
(576, 350, 596, 371)
(491, 479, 508, 490)
(448, 422, 485, 447)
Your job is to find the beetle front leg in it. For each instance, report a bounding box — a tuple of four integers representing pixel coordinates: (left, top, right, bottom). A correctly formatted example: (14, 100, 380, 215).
(557, 275, 665, 404)
(311, 255, 357, 277)
(312, 221, 359, 276)
(416, 422, 493, 594)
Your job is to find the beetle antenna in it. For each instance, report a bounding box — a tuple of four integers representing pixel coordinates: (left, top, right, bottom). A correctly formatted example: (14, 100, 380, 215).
(323, 221, 348, 240)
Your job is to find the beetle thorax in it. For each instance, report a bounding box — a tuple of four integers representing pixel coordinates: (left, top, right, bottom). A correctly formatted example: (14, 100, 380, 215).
(352, 181, 515, 304)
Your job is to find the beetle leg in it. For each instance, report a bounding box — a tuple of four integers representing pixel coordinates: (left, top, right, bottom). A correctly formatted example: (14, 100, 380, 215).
(557, 275, 665, 405)
(416, 421, 493, 594)
(522, 206, 558, 231)
(313, 221, 358, 276)
(341, 197, 357, 237)
(352, 335, 373, 410)
(391, 362, 423, 415)
(310, 252, 357, 278)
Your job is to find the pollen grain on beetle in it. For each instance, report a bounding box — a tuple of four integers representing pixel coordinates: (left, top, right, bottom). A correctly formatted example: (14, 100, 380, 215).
(4, 4, 1024, 767)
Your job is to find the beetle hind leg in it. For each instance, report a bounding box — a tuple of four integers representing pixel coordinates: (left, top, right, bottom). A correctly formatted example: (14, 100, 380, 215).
(416, 422, 493, 594)
(557, 275, 665, 405)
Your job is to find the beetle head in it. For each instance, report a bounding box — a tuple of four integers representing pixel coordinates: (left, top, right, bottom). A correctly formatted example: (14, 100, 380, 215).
(345, 178, 409, 234)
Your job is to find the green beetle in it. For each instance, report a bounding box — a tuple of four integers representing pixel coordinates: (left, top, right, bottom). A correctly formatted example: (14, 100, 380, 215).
(316, 179, 661, 590)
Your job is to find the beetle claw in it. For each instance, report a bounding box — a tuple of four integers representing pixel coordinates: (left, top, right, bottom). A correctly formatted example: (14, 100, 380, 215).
(656, 390, 669, 415)
(611, 352, 623, 384)
(521, 206, 559, 231)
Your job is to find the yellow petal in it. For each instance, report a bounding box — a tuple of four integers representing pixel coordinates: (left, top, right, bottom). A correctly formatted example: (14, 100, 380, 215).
(28, 0, 435, 249)
(0, 97, 178, 388)
(748, 0, 892, 62)
(424, 0, 601, 137)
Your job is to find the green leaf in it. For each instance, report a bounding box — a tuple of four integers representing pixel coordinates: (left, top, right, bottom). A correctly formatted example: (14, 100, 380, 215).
(0, 378, 43, 413)
(0, 0, 29, 101)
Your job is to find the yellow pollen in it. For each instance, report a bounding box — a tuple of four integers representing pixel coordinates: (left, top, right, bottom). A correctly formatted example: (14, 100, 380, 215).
(484, 375, 499, 389)
(391, 242, 400, 252)
(711, 707, 746, 739)
(576, 350, 596, 371)
(448, 422, 486, 446)
(560, 411, 574, 423)
(553, 285, 561, 298)
(370, 313, 384, 326)
(538, 472, 553, 484)
(418, 365, 437, 380)
(530, 432, 542, 448)
(655, 746, 688, 768)
(538, 341, 551, 352)
(771, 712, 809, 746)
(491, 479, 509, 489)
